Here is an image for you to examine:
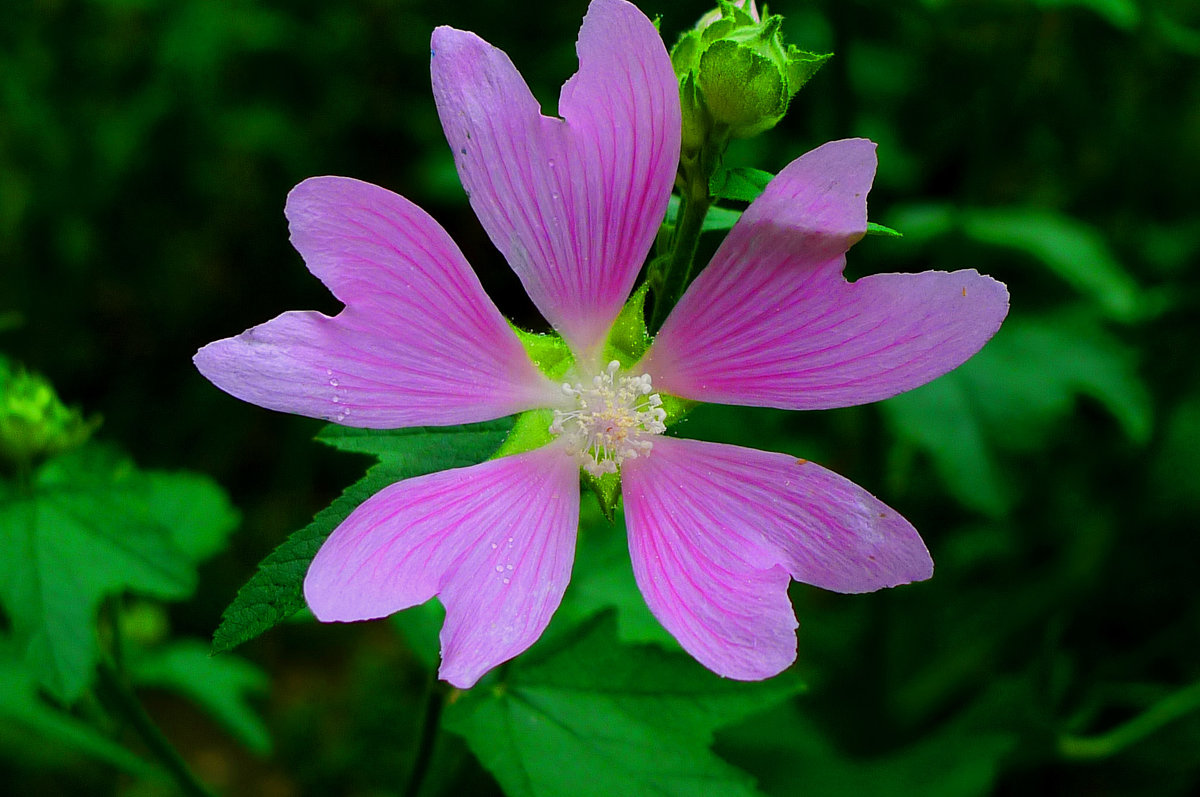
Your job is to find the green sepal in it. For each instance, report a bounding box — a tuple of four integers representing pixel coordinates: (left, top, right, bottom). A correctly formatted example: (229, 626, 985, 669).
(490, 409, 556, 460)
(786, 48, 833, 96)
(603, 282, 653, 367)
(867, 221, 904, 238)
(508, 322, 575, 382)
(660, 393, 699, 429)
(584, 471, 622, 522)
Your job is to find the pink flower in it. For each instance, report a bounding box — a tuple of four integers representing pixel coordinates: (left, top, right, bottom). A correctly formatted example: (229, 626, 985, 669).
(194, 0, 1008, 688)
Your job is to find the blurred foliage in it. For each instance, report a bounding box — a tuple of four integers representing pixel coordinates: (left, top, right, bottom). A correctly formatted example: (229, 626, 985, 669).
(2, 0, 1199, 794)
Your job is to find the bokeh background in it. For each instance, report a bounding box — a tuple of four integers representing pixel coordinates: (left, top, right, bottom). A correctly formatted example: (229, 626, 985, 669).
(3, 0, 1199, 794)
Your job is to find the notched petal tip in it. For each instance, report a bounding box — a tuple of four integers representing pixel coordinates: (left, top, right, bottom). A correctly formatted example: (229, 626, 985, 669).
(304, 447, 581, 687)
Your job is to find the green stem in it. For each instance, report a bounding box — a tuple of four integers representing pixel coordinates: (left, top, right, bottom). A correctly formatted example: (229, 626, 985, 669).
(403, 675, 447, 797)
(652, 177, 710, 332)
(96, 660, 217, 797)
(649, 127, 730, 333)
(1058, 680, 1200, 760)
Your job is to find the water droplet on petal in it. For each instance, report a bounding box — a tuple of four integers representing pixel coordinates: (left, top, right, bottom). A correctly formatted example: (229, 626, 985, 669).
(502, 578, 510, 585)
(495, 565, 504, 572)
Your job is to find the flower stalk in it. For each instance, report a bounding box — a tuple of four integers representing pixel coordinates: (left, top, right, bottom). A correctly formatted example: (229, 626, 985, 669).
(650, 133, 722, 332)
(96, 659, 217, 797)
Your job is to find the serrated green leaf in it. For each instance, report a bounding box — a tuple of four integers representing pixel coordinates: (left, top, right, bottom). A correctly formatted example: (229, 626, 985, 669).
(130, 640, 270, 754)
(212, 419, 513, 653)
(0, 647, 153, 774)
(0, 448, 198, 700)
(710, 167, 774, 203)
(315, 417, 514, 462)
(443, 613, 802, 797)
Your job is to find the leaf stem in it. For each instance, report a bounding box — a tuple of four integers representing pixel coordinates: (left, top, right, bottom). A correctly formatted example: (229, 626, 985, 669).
(96, 659, 218, 797)
(403, 673, 447, 797)
(1058, 679, 1200, 760)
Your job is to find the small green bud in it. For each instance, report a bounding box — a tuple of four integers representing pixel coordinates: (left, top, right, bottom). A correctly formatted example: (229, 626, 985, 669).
(670, 0, 831, 146)
(0, 357, 100, 465)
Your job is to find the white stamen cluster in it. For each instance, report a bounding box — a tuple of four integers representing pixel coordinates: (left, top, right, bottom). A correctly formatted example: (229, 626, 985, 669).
(549, 360, 667, 477)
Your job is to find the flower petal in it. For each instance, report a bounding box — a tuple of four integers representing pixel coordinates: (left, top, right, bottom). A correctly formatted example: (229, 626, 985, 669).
(431, 0, 680, 360)
(304, 445, 581, 688)
(194, 177, 558, 428)
(642, 139, 1010, 410)
(621, 436, 931, 680)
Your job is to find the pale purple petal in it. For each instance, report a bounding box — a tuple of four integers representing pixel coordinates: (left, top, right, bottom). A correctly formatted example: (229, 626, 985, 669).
(642, 139, 1010, 410)
(431, 0, 680, 360)
(304, 445, 580, 688)
(194, 177, 559, 428)
(621, 436, 931, 680)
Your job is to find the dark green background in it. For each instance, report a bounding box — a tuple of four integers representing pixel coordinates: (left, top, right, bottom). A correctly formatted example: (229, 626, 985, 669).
(3, 0, 1198, 794)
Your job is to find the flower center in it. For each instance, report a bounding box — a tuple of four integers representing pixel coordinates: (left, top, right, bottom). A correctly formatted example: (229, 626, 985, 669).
(549, 360, 667, 477)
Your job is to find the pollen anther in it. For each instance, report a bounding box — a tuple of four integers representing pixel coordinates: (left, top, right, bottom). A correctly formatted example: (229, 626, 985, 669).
(549, 360, 667, 476)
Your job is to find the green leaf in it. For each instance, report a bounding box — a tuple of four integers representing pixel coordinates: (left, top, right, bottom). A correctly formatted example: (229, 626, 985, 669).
(0, 448, 199, 700)
(721, 695, 1017, 797)
(130, 640, 270, 754)
(961, 312, 1152, 446)
(961, 208, 1143, 321)
(882, 311, 1151, 514)
(212, 419, 514, 653)
(881, 373, 1011, 516)
(140, 470, 240, 563)
(556, 504, 677, 649)
(0, 647, 153, 774)
(314, 417, 514, 462)
(443, 613, 802, 797)
(709, 167, 774, 203)
(1033, 0, 1140, 30)
(887, 204, 1145, 321)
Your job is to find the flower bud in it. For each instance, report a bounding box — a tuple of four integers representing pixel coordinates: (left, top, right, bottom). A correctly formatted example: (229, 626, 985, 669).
(671, 0, 831, 146)
(0, 357, 99, 465)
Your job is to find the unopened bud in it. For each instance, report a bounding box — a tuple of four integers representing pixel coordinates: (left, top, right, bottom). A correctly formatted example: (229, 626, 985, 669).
(671, 0, 831, 147)
(0, 357, 99, 465)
